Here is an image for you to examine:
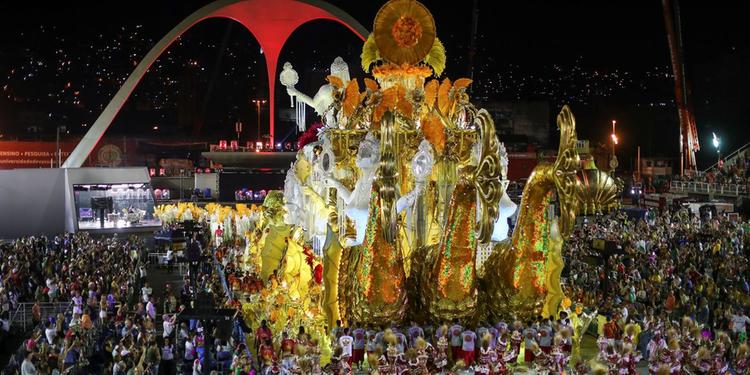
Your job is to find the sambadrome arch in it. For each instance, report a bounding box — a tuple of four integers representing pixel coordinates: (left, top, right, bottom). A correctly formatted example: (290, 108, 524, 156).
(63, 0, 367, 168)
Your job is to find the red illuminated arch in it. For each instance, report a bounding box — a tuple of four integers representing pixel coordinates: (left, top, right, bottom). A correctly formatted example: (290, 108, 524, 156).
(64, 0, 367, 167)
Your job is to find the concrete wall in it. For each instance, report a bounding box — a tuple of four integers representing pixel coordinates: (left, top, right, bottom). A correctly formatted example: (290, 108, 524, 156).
(0, 169, 67, 238)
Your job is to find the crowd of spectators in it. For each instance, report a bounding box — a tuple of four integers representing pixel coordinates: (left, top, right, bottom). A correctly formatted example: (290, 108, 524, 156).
(6, 202, 750, 373)
(672, 152, 750, 187)
(1, 231, 256, 375)
(1, 233, 147, 373)
(564, 208, 750, 372)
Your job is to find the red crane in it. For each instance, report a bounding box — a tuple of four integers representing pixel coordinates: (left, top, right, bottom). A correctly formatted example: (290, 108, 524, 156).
(662, 0, 700, 176)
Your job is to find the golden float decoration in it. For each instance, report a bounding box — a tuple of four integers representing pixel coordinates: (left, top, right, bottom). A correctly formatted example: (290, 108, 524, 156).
(373, 0, 435, 66)
(233, 0, 623, 339)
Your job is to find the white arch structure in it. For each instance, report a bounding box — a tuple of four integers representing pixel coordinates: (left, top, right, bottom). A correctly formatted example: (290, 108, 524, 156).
(63, 0, 367, 167)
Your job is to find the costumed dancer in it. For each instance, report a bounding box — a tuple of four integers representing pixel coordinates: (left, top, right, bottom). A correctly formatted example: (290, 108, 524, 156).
(647, 330, 667, 371)
(329, 345, 343, 375)
(261, 358, 281, 375)
(601, 344, 620, 375)
(528, 342, 550, 375)
(495, 331, 508, 359)
(597, 334, 610, 357)
(280, 348, 295, 374)
(616, 344, 641, 375)
(734, 343, 750, 374)
(375, 347, 390, 375)
(308, 338, 321, 375)
(572, 356, 589, 375)
(476, 335, 494, 375)
(690, 346, 712, 373)
(666, 338, 683, 375)
(496, 333, 516, 375)
(394, 348, 408, 375)
(434, 332, 449, 374)
(712, 331, 731, 375)
(406, 348, 422, 375)
(622, 324, 636, 348)
(414, 338, 431, 375)
(509, 321, 523, 364)
(549, 335, 569, 374)
(385, 331, 401, 375)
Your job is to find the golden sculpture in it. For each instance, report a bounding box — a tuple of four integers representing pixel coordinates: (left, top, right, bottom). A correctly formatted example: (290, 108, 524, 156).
(479, 106, 581, 321)
(577, 167, 622, 215)
(265, 0, 621, 327)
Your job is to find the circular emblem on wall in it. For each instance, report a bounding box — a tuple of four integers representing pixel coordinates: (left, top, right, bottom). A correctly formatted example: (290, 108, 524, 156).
(97, 144, 122, 166)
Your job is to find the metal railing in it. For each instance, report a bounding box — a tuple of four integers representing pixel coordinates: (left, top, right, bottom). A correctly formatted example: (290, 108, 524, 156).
(670, 180, 748, 196)
(9, 301, 72, 332)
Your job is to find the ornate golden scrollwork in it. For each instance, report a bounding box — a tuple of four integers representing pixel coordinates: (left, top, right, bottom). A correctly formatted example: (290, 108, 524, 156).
(552, 105, 581, 236)
(479, 105, 582, 321)
(473, 109, 503, 244)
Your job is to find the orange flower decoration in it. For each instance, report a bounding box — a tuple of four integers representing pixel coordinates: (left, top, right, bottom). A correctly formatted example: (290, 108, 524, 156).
(421, 111, 445, 153)
(342, 79, 362, 118)
(372, 62, 432, 80)
(453, 78, 473, 89)
(391, 15, 422, 48)
(372, 84, 415, 123)
(423, 79, 438, 109)
(437, 77, 452, 114)
(326, 75, 344, 89)
(394, 84, 413, 118)
(373, 86, 398, 123)
(364, 78, 379, 92)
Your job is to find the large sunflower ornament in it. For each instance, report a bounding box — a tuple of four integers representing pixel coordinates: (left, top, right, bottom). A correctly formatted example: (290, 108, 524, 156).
(362, 0, 446, 76)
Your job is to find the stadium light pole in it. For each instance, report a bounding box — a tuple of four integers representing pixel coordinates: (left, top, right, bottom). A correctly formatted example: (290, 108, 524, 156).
(251, 99, 267, 142)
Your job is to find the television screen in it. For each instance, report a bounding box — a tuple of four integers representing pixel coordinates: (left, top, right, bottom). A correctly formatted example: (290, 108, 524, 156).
(79, 207, 94, 219)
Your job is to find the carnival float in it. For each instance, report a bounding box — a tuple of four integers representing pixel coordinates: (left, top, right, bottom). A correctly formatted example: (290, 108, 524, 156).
(278, 0, 621, 327)
(155, 0, 620, 361)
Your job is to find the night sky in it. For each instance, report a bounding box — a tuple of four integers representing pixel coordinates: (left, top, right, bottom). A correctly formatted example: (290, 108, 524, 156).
(0, 1, 748, 169)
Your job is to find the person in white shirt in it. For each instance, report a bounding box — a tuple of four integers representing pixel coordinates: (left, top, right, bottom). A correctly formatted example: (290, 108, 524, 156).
(139, 265, 148, 283)
(112, 357, 125, 375)
(142, 282, 153, 304)
(46, 278, 59, 301)
(21, 351, 37, 375)
(185, 339, 195, 361)
(146, 297, 157, 320)
(732, 309, 750, 339)
(44, 321, 57, 345)
(339, 328, 354, 363)
(163, 314, 175, 338)
(460, 329, 477, 365)
(71, 291, 83, 315)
